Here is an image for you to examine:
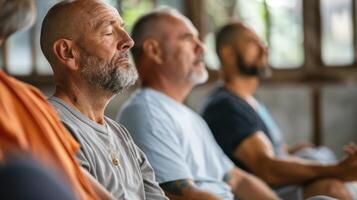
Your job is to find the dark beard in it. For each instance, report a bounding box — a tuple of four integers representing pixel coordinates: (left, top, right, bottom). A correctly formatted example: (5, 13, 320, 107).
(235, 51, 271, 78)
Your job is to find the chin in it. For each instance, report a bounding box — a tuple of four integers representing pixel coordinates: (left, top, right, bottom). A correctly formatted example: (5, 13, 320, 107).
(116, 62, 131, 69)
(190, 68, 209, 85)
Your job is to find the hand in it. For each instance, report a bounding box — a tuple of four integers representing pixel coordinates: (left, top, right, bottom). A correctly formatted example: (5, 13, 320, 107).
(343, 142, 357, 155)
(336, 145, 357, 182)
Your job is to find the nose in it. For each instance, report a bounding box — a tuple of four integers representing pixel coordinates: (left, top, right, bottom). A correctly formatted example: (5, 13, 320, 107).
(117, 30, 134, 52)
(259, 42, 268, 53)
(194, 37, 205, 54)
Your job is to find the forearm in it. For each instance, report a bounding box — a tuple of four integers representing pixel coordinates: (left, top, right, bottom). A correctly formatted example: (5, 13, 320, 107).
(258, 156, 338, 185)
(160, 180, 221, 200)
(165, 189, 221, 200)
(227, 169, 279, 200)
(235, 132, 341, 186)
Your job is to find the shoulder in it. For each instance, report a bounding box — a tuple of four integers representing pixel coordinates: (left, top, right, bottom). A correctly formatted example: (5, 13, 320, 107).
(0, 72, 49, 104)
(119, 89, 177, 129)
(203, 88, 253, 119)
(48, 97, 79, 126)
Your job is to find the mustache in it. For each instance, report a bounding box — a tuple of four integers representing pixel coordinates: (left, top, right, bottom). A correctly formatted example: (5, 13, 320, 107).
(112, 52, 129, 61)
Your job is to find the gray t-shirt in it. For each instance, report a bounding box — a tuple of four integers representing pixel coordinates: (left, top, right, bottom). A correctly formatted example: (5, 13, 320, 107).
(117, 88, 235, 200)
(48, 96, 167, 200)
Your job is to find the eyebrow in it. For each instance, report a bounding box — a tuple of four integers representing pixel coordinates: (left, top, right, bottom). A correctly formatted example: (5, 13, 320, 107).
(180, 32, 195, 39)
(94, 19, 125, 30)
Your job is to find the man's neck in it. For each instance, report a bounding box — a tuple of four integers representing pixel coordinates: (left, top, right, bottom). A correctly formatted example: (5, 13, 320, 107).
(143, 78, 192, 103)
(53, 80, 113, 125)
(224, 75, 259, 100)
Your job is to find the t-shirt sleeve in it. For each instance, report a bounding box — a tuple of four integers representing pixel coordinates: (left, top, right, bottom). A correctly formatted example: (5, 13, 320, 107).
(118, 104, 193, 184)
(203, 97, 261, 157)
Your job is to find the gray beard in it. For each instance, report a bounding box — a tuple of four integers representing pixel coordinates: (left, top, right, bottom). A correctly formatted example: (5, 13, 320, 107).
(79, 49, 138, 94)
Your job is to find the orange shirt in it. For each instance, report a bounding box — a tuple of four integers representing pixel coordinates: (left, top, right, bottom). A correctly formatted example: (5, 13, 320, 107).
(0, 71, 98, 200)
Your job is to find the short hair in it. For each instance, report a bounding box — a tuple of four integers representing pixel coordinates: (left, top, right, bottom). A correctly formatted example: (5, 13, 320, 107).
(0, 0, 36, 40)
(40, 1, 68, 66)
(215, 22, 245, 60)
(131, 7, 181, 64)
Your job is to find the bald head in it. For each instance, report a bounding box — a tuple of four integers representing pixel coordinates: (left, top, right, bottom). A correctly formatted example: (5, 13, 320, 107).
(40, 0, 119, 66)
(215, 22, 250, 60)
(131, 8, 193, 64)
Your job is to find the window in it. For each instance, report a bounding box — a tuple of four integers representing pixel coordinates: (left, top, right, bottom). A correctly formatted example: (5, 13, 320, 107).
(237, 0, 268, 43)
(35, 0, 59, 75)
(4, 0, 60, 76)
(121, 0, 154, 33)
(204, 0, 238, 69)
(120, 0, 183, 33)
(320, 0, 354, 66)
(7, 30, 32, 75)
(204, 0, 304, 69)
(266, 0, 304, 68)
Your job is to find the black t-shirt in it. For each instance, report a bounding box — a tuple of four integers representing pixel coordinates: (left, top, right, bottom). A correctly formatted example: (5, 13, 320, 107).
(202, 87, 273, 172)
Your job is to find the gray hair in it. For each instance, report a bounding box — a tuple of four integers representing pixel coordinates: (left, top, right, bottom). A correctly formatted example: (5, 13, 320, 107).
(0, 0, 36, 40)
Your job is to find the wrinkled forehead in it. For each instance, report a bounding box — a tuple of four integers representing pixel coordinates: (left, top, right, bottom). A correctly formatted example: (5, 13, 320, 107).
(80, 1, 122, 30)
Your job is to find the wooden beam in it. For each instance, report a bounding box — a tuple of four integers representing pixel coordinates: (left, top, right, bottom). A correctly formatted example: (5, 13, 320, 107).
(353, 0, 357, 66)
(183, 0, 207, 39)
(312, 86, 322, 145)
(2, 41, 9, 73)
(303, 0, 322, 69)
(30, 26, 37, 75)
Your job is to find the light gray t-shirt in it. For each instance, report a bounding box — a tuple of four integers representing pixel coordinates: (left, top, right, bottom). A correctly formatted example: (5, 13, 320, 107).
(117, 88, 235, 200)
(48, 96, 167, 200)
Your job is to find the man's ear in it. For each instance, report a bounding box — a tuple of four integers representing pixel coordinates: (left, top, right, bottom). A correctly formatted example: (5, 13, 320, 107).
(142, 39, 163, 64)
(53, 39, 79, 70)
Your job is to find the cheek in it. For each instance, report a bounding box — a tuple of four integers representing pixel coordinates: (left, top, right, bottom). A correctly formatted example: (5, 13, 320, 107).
(244, 44, 260, 64)
(90, 39, 117, 60)
(101, 48, 117, 60)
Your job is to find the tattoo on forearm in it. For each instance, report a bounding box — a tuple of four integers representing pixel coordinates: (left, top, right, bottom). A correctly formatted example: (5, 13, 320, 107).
(160, 179, 193, 196)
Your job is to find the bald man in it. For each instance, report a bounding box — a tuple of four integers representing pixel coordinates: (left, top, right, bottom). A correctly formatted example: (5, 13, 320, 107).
(117, 9, 279, 200)
(0, 0, 117, 199)
(40, 1, 167, 199)
(202, 22, 357, 199)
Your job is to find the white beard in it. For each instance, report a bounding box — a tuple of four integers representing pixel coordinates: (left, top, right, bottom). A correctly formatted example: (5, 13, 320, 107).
(188, 67, 209, 85)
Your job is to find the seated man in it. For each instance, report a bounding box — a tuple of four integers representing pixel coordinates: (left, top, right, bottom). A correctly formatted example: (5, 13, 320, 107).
(202, 22, 357, 200)
(0, 1, 113, 199)
(117, 9, 279, 200)
(41, 0, 167, 199)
